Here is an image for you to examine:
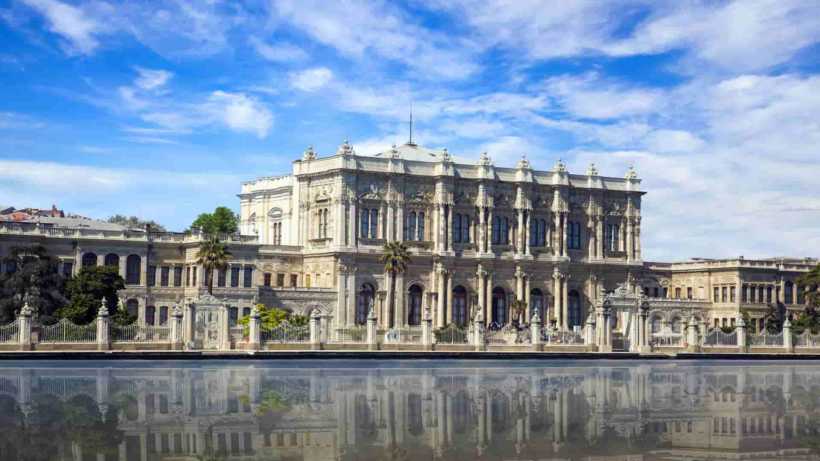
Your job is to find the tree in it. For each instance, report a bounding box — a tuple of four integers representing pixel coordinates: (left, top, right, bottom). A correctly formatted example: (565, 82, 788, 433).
(380, 241, 411, 328)
(107, 214, 166, 232)
(0, 245, 66, 323)
(191, 206, 239, 236)
(59, 266, 125, 324)
(510, 298, 527, 326)
(238, 304, 291, 335)
(798, 264, 820, 309)
(196, 236, 232, 295)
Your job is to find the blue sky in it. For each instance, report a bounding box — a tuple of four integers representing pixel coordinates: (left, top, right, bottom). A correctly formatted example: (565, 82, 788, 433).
(1, 0, 819, 261)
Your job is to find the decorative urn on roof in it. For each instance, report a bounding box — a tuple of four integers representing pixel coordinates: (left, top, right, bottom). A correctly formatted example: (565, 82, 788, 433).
(303, 145, 317, 161)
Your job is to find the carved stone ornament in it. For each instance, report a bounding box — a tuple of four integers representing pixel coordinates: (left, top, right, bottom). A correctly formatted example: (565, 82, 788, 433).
(405, 182, 434, 203)
(337, 139, 355, 156)
(587, 163, 599, 176)
(516, 154, 531, 170)
(478, 151, 491, 166)
(358, 180, 384, 200)
(625, 165, 638, 180)
(303, 145, 317, 161)
(553, 158, 567, 173)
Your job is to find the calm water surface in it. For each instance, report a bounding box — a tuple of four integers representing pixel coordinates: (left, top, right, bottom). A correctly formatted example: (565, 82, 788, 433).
(0, 360, 818, 460)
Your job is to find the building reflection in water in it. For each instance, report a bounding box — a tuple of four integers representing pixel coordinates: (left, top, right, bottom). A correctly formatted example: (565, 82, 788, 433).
(0, 361, 819, 460)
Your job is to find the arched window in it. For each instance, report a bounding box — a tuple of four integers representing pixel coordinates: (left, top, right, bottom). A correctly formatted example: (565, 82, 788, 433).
(81, 252, 97, 267)
(461, 215, 470, 243)
(568, 290, 582, 328)
(453, 214, 462, 243)
(125, 255, 141, 285)
(502, 217, 510, 244)
(671, 316, 682, 333)
(407, 285, 423, 326)
(369, 208, 378, 239)
(125, 299, 139, 319)
(785, 281, 794, 304)
(607, 223, 620, 251)
(417, 212, 425, 240)
(356, 283, 374, 325)
(145, 305, 156, 326)
(104, 253, 119, 268)
(530, 288, 544, 320)
(492, 216, 500, 244)
(452, 286, 468, 326)
(491, 287, 507, 326)
(650, 316, 662, 334)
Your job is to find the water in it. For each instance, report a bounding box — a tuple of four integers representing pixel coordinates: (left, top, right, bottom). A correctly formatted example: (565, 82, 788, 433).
(0, 360, 818, 460)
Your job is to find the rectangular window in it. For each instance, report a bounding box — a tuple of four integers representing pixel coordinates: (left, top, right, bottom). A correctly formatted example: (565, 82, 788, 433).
(453, 214, 462, 244)
(741, 285, 747, 303)
(730, 286, 736, 302)
(675, 287, 681, 299)
(290, 274, 298, 287)
(185, 266, 191, 286)
(721, 286, 727, 302)
(160, 266, 169, 286)
(687, 287, 693, 299)
(662, 287, 668, 298)
(264, 273, 271, 287)
(174, 267, 182, 287)
(147, 265, 156, 287)
(276, 273, 285, 287)
(62, 262, 73, 278)
(218, 268, 226, 287)
(243, 267, 253, 288)
(243, 307, 251, 318)
(229, 307, 238, 326)
(653, 287, 659, 297)
(192, 267, 197, 286)
(230, 267, 240, 287)
(159, 306, 168, 325)
(714, 287, 719, 302)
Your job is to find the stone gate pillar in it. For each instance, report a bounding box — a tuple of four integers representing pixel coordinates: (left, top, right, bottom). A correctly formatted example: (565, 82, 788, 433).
(96, 300, 110, 351)
(18, 302, 32, 351)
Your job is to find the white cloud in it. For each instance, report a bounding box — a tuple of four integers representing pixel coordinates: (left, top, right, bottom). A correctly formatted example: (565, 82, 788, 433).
(271, 0, 478, 79)
(544, 73, 663, 120)
(205, 91, 274, 139)
(134, 67, 173, 91)
(250, 37, 308, 62)
(21, 0, 100, 54)
(289, 67, 333, 92)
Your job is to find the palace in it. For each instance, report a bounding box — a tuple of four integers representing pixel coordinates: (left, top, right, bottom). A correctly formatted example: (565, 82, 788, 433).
(0, 140, 815, 338)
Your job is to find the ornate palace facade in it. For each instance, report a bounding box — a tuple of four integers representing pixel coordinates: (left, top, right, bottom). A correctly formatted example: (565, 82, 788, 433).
(0, 140, 815, 335)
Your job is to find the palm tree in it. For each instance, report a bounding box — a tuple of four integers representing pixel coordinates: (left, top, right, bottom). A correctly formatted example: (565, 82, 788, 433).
(380, 241, 411, 328)
(196, 236, 231, 295)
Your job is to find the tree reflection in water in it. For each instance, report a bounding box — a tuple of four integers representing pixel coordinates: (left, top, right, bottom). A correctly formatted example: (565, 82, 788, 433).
(0, 361, 819, 460)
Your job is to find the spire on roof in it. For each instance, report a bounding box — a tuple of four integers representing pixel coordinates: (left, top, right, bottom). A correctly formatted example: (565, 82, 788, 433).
(407, 106, 416, 146)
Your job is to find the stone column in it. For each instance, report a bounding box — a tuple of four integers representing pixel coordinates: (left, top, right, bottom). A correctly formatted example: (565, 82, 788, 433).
(422, 307, 433, 351)
(524, 276, 531, 321)
(596, 218, 604, 259)
(626, 218, 634, 262)
(310, 310, 322, 350)
(561, 276, 569, 331)
(349, 199, 358, 248)
(96, 300, 110, 351)
(367, 308, 378, 351)
(446, 205, 454, 252)
(485, 271, 493, 325)
(524, 211, 531, 256)
(561, 213, 568, 257)
(686, 316, 699, 352)
(446, 274, 453, 325)
(783, 318, 793, 353)
(476, 267, 486, 324)
(736, 316, 747, 352)
(477, 207, 486, 254)
(486, 208, 494, 253)
(170, 305, 184, 350)
(248, 306, 260, 351)
(18, 302, 32, 351)
(517, 209, 525, 256)
(473, 311, 486, 351)
(552, 270, 562, 327)
(531, 310, 543, 351)
(436, 265, 446, 328)
(588, 218, 596, 260)
(584, 316, 596, 348)
(552, 212, 561, 256)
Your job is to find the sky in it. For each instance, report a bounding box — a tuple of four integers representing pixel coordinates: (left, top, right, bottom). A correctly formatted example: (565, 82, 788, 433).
(0, 0, 819, 261)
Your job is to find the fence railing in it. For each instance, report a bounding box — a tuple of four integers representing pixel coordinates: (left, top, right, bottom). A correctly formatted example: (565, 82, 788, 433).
(39, 319, 96, 343)
(795, 331, 820, 348)
(543, 330, 584, 345)
(262, 322, 310, 343)
(651, 333, 683, 347)
(703, 329, 738, 346)
(0, 320, 19, 343)
(383, 327, 423, 344)
(749, 331, 784, 347)
(111, 324, 170, 342)
(331, 326, 367, 343)
(435, 325, 470, 345)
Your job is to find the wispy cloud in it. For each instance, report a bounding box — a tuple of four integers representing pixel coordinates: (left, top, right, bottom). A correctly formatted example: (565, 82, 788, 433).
(20, 0, 100, 54)
(289, 67, 333, 92)
(250, 37, 308, 62)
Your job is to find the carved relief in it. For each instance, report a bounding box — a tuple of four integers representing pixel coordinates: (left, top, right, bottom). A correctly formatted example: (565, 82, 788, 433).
(404, 181, 434, 204)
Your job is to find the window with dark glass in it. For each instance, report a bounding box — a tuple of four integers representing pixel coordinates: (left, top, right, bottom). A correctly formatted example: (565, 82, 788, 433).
(276, 273, 285, 287)
(81, 252, 97, 267)
(290, 274, 298, 287)
(160, 266, 169, 286)
(714, 287, 719, 302)
(192, 266, 197, 286)
(687, 287, 693, 299)
(264, 273, 271, 287)
(62, 262, 73, 278)
(568, 221, 582, 249)
(159, 306, 168, 325)
(243, 267, 253, 287)
(145, 305, 155, 325)
(230, 267, 240, 287)
(369, 208, 378, 238)
(174, 267, 182, 287)
(125, 255, 141, 285)
(229, 307, 238, 326)
(606, 223, 620, 251)
(217, 268, 226, 287)
(147, 265, 156, 286)
(453, 213, 462, 243)
(417, 212, 425, 240)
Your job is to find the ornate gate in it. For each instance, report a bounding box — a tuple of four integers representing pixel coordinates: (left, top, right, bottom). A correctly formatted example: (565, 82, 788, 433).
(187, 295, 229, 350)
